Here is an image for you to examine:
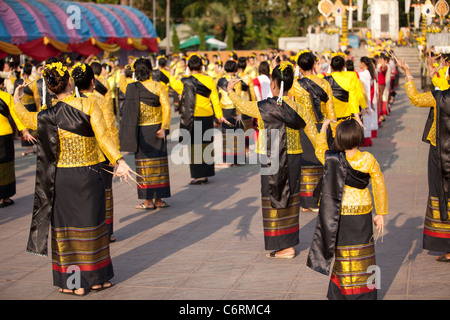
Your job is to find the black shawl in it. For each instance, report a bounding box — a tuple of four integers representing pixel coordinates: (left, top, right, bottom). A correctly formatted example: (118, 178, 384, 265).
(258, 97, 306, 209)
(324, 75, 349, 103)
(430, 90, 450, 222)
(179, 76, 211, 136)
(94, 78, 108, 97)
(0, 96, 10, 118)
(306, 151, 370, 275)
(26, 100, 95, 256)
(297, 77, 328, 122)
(119, 81, 161, 152)
(152, 69, 170, 85)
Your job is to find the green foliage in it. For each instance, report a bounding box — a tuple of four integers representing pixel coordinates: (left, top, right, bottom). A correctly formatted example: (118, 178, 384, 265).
(172, 23, 180, 53)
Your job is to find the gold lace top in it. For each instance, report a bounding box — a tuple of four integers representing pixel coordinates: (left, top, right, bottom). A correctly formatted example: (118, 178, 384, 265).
(289, 76, 336, 122)
(219, 75, 242, 111)
(138, 80, 171, 130)
(14, 95, 123, 168)
(238, 72, 257, 102)
(404, 81, 436, 146)
(315, 132, 388, 215)
(84, 92, 119, 148)
(229, 92, 318, 154)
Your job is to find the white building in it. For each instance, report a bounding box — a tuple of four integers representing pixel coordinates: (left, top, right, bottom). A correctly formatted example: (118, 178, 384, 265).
(369, 0, 399, 41)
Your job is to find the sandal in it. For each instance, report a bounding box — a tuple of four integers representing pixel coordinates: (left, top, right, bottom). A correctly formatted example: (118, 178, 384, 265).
(266, 250, 295, 259)
(59, 288, 89, 297)
(135, 203, 155, 210)
(436, 253, 450, 262)
(0, 199, 14, 208)
(91, 281, 114, 292)
(155, 201, 170, 208)
(189, 178, 208, 185)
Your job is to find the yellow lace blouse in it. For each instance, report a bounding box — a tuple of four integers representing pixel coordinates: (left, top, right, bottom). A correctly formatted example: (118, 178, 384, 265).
(404, 81, 436, 146)
(84, 92, 119, 148)
(228, 92, 318, 155)
(289, 75, 337, 122)
(315, 132, 388, 215)
(138, 80, 171, 130)
(14, 95, 122, 168)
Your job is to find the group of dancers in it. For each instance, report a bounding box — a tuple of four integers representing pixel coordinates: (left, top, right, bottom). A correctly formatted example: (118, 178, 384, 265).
(0, 42, 448, 300)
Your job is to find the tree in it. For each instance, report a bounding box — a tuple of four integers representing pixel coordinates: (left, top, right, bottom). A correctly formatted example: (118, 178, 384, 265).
(171, 23, 180, 53)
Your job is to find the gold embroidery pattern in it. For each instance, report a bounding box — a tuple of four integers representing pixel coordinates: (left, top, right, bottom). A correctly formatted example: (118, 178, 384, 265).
(135, 157, 170, 188)
(300, 166, 324, 194)
(51, 222, 111, 271)
(139, 102, 162, 126)
(57, 128, 104, 168)
(424, 196, 450, 234)
(404, 81, 436, 146)
(332, 242, 376, 292)
(262, 194, 300, 234)
(105, 188, 113, 224)
(141, 80, 171, 130)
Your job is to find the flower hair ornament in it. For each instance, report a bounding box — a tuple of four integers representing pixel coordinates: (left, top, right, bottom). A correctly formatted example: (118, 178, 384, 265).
(130, 58, 138, 81)
(331, 116, 354, 137)
(187, 53, 201, 61)
(331, 51, 347, 59)
(43, 62, 67, 78)
(42, 62, 67, 107)
(277, 61, 293, 106)
(43, 62, 68, 88)
(72, 62, 86, 73)
(71, 63, 87, 98)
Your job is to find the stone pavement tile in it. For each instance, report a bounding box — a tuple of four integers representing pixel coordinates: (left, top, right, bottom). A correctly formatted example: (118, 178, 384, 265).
(176, 273, 242, 290)
(285, 292, 326, 300)
(290, 269, 329, 295)
(0, 280, 55, 300)
(379, 280, 408, 298)
(226, 290, 286, 300)
(409, 281, 450, 298)
(192, 261, 251, 276)
(244, 263, 302, 278)
(204, 250, 261, 264)
(136, 259, 200, 275)
(215, 240, 264, 253)
(409, 252, 448, 269)
(20, 263, 53, 284)
(0, 252, 49, 270)
(410, 266, 450, 282)
(119, 272, 186, 288)
(164, 288, 229, 300)
(382, 295, 409, 300)
(232, 275, 294, 292)
(0, 266, 34, 281)
(98, 285, 172, 300)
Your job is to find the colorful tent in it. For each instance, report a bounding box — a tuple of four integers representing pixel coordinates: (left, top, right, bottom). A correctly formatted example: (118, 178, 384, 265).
(0, 0, 158, 61)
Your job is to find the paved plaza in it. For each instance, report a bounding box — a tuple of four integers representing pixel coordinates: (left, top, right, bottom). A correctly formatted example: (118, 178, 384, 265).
(0, 75, 449, 301)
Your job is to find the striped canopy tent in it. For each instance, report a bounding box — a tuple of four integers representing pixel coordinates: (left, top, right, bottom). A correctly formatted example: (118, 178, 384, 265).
(0, 0, 158, 61)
